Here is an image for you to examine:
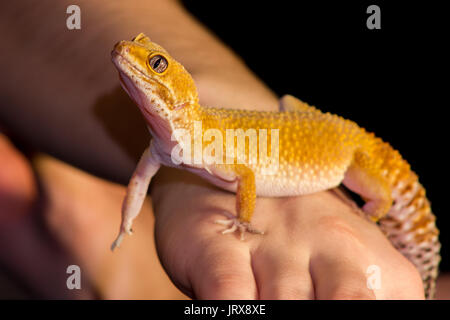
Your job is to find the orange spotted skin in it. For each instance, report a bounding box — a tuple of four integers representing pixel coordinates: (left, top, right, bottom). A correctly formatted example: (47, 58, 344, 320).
(175, 106, 362, 191)
(111, 34, 440, 298)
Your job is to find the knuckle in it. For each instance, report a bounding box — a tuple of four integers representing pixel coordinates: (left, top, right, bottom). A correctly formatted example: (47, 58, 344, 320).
(204, 272, 249, 294)
(196, 273, 252, 299)
(328, 285, 376, 300)
(272, 286, 311, 300)
(390, 259, 425, 298)
(266, 278, 313, 299)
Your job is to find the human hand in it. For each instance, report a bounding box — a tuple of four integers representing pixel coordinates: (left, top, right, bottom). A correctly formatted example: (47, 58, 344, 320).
(0, 133, 186, 299)
(151, 167, 425, 299)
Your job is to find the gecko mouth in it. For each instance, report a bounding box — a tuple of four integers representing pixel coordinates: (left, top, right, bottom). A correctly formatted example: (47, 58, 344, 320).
(118, 73, 131, 96)
(117, 70, 143, 107)
(112, 51, 146, 79)
(111, 51, 149, 108)
(112, 54, 163, 120)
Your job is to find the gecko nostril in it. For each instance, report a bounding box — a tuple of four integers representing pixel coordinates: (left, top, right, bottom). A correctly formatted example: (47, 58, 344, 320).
(113, 41, 131, 54)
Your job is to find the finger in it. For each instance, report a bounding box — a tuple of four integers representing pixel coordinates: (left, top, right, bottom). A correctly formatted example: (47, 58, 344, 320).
(310, 214, 425, 299)
(368, 247, 425, 299)
(253, 247, 314, 299)
(311, 252, 376, 300)
(190, 241, 257, 299)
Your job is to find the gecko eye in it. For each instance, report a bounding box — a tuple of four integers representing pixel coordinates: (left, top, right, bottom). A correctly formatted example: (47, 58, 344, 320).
(148, 55, 168, 73)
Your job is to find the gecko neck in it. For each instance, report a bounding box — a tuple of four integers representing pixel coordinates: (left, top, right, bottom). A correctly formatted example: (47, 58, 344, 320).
(170, 101, 204, 131)
(146, 101, 203, 153)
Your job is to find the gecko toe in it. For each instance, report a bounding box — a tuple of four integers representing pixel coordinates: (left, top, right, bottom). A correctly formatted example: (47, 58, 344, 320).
(111, 233, 124, 251)
(215, 219, 234, 226)
(221, 223, 237, 234)
(214, 216, 264, 240)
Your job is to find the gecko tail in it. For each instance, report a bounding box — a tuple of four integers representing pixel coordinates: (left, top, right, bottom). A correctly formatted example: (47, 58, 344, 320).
(378, 177, 440, 299)
(357, 131, 441, 299)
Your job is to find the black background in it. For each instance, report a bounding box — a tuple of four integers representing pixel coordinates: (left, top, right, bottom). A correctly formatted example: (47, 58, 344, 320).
(182, 1, 449, 270)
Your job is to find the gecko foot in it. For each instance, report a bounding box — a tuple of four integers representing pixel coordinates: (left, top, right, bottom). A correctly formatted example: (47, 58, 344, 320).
(215, 216, 264, 240)
(110, 226, 133, 251)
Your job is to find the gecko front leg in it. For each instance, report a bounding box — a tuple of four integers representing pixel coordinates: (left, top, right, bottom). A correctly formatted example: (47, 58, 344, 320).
(111, 142, 161, 250)
(215, 165, 264, 240)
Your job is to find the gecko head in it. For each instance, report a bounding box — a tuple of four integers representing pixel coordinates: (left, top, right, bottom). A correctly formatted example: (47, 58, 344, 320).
(111, 33, 199, 123)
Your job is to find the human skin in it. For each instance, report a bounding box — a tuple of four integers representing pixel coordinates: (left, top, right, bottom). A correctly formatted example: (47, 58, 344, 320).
(4, 134, 450, 299)
(0, 0, 425, 298)
(0, 134, 186, 299)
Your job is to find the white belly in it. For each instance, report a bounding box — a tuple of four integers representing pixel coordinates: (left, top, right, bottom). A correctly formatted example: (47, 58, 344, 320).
(177, 162, 345, 198)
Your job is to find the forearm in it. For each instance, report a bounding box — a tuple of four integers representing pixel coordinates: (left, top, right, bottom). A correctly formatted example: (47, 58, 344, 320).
(0, 0, 277, 183)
